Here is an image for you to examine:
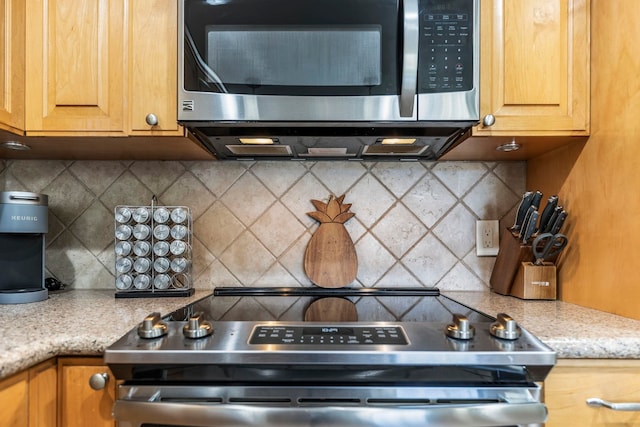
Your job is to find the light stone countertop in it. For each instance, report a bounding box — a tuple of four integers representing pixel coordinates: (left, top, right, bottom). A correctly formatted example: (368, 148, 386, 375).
(1, 289, 640, 381)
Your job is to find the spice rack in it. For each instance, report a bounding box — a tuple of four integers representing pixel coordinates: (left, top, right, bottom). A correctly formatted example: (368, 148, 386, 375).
(113, 202, 194, 298)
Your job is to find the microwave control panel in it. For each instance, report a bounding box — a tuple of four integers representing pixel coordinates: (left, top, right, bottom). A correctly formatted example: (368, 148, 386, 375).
(419, 0, 475, 93)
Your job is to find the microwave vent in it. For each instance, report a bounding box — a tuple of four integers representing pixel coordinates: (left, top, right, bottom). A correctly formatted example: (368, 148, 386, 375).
(362, 145, 429, 156)
(225, 145, 293, 156)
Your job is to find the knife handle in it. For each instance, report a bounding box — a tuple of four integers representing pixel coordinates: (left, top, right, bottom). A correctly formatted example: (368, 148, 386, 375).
(511, 191, 534, 231)
(519, 205, 536, 239)
(530, 191, 543, 210)
(538, 196, 558, 232)
(522, 210, 539, 244)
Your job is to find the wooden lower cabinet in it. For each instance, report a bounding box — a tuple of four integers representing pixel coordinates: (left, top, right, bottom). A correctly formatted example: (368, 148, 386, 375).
(0, 359, 57, 427)
(544, 359, 640, 426)
(58, 357, 116, 427)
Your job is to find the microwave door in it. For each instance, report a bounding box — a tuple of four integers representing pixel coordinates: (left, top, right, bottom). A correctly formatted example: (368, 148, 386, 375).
(178, 0, 415, 122)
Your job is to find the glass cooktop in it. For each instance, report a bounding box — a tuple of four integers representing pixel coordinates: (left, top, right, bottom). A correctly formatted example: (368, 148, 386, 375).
(166, 287, 495, 324)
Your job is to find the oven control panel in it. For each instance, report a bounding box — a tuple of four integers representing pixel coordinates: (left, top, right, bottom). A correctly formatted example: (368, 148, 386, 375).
(249, 325, 408, 345)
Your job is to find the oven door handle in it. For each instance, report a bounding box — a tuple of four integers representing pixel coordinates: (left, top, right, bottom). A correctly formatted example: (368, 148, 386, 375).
(113, 400, 548, 427)
(399, 0, 419, 117)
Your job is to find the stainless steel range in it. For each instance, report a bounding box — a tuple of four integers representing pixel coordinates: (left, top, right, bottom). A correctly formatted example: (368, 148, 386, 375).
(104, 287, 556, 427)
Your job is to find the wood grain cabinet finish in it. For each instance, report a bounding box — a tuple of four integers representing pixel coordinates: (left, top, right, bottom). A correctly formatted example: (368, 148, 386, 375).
(474, 0, 590, 136)
(25, 0, 126, 135)
(544, 360, 640, 426)
(58, 358, 116, 427)
(1, 0, 182, 137)
(0, 359, 57, 427)
(128, 0, 183, 136)
(0, 0, 26, 134)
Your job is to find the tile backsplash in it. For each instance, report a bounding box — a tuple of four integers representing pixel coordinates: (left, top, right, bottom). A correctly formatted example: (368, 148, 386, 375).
(0, 159, 525, 291)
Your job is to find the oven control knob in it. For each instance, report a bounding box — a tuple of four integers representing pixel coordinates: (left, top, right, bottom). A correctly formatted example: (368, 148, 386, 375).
(446, 314, 475, 340)
(137, 312, 168, 339)
(490, 313, 522, 340)
(183, 312, 213, 339)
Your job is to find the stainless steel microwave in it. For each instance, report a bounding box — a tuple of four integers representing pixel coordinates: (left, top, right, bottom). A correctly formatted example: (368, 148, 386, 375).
(178, 0, 480, 161)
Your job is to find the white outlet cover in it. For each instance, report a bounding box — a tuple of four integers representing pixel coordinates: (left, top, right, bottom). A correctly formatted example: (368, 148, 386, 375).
(476, 220, 500, 256)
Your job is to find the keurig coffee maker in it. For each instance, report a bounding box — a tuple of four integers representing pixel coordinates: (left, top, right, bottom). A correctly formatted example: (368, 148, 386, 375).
(0, 191, 49, 304)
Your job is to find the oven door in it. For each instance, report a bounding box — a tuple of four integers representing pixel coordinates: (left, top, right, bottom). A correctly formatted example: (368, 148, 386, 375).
(178, 0, 418, 121)
(113, 385, 547, 427)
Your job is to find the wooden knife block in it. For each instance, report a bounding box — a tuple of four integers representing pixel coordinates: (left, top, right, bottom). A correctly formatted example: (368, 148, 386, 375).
(490, 228, 534, 295)
(510, 262, 557, 300)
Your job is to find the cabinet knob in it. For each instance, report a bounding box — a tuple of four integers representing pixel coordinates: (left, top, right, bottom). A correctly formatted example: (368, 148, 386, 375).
(145, 113, 159, 126)
(587, 397, 640, 412)
(89, 372, 109, 390)
(482, 114, 496, 127)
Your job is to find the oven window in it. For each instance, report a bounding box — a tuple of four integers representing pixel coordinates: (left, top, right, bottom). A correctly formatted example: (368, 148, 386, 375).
(206, 26, 381, 88)
(183, 0, 400, 96)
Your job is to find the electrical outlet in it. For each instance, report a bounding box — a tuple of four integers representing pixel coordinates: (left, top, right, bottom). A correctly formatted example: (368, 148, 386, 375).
(476, 220, 500, 256)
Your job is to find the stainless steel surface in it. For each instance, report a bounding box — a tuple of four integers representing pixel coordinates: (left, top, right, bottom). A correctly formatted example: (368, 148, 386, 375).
(182, 312, 213, 339)
(482, 114, 496, 127)
(88, 372, 109, 391)
(107, 319, 554, 368)
(137, 312, 168, 339)
(490, 313, 522, 340)
(446, 314, 475, 340)
(114, 385, 547, 427)
(177, 0, 480, 160)
(399, 0, 419, 118)
(145, 113, 158, 126)
(586, 397, 640, 412)
(107, 289, 555, 427)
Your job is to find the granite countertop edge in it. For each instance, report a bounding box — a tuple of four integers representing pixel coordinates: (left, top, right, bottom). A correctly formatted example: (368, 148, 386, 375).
(1, 289, 639, 381)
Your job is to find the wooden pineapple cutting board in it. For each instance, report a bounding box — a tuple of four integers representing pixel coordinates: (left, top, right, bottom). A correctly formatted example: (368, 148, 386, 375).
(304, 195, 358, 288)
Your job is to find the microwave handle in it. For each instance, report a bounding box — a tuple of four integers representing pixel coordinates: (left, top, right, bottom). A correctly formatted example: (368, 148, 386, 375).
(399, 0, 419, 117)
(113, 400, 548, 427)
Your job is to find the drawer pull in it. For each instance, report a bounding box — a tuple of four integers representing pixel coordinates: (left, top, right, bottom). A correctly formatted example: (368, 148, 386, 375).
(587, 397, 640, 411)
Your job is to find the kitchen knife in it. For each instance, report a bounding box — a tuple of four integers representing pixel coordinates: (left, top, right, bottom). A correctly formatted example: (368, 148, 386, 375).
(543, 206, 563, 233)
(519, 206, 537, 240)
(510, 191, 534, 231)
(530, 191, 544, 210)
(537, 195, 559, 232)
(522, 210, 539, 244)
(550, 210, 567, 234)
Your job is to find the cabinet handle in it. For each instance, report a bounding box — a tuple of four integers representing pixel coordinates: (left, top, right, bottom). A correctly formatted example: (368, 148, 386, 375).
(89, 372, 109, 390)
(145, 113, 159, 126)
(482, 114, 496, 127)
(587, 397, 640, 411)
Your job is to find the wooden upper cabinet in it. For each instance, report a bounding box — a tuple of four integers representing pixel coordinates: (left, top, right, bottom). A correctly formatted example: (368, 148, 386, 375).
(24, 0, 126, 135)
(0, 0, 26, 133)
(128, 0, 182, 136)
(1, 0, 183, 138)
(474, 0, 590, 136)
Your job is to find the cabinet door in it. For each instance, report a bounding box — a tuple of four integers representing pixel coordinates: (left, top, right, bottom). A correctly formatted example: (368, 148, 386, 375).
(24, 0, 126, 135)
(475, 0, 589, 136)
(544, 359, 640, 426)
(0, 371, 29, 427)
(128, 0, 183, 136)
(58, 358, 116, 427)
(28, 359, 57, 427)
(0, 0, 25, 133)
